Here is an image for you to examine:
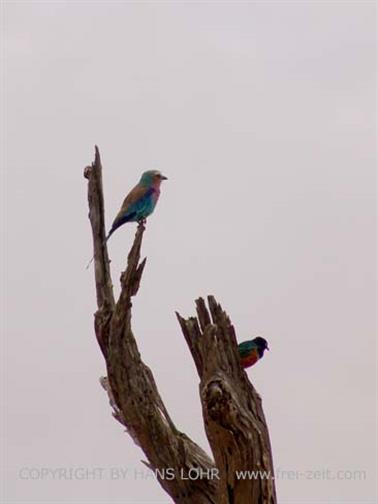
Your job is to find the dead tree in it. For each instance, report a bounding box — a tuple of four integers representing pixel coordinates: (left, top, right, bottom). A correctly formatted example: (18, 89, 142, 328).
(84, 147, 277, 504)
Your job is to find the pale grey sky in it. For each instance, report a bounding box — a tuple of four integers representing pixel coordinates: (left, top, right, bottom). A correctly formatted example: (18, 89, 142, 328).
(1, 1, 376, 503)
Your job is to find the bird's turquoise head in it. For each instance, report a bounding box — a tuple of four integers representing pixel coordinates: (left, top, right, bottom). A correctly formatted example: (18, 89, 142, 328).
(139, 170, 168, 187)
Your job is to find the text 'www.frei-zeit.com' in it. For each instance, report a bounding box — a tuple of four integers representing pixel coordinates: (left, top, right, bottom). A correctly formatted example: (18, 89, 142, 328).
(18, 466, 367, 482)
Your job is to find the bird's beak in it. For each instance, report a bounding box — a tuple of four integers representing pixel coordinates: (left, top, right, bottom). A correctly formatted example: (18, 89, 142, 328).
(266, 346, 270, 351)
(160, 175, 168, 180)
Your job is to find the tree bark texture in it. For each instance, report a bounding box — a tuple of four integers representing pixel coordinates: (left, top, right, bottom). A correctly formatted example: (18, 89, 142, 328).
(84, 147, 277, 504)
(177, 300, 276, 504)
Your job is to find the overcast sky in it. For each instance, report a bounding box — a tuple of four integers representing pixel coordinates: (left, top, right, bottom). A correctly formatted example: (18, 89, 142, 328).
(1, 1, 376, 503)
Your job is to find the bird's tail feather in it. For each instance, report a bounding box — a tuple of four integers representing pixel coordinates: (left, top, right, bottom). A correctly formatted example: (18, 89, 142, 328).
(85, 256, 94, 270)
(85, 231, 112, 270)
(85, 213, 135, 270)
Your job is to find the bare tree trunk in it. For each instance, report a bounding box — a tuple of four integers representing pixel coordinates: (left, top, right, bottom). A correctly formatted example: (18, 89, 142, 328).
(84, 147, 276, 504)
(177, 299, 276, 503)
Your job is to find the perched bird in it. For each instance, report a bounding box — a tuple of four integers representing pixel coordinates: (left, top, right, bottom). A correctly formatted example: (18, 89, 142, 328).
(238, 337, 269, 369)
(86, 170, 167, 269)
(107, 169, 167, 240)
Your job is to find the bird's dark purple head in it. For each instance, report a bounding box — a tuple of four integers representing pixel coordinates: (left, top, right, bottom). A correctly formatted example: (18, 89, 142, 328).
(252, 337, 269, 358)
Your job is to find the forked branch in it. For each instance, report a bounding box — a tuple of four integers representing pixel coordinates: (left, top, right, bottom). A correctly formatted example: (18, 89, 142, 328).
(85, 147, 276, 503)
(85, 147, 218, 504)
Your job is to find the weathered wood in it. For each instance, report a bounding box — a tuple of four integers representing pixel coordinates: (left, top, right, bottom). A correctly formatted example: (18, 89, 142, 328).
(176, 298, 277, 504)
(85, 147, 218, 504)
(85, 147, 276, 503)
(84, 146, 115, 358)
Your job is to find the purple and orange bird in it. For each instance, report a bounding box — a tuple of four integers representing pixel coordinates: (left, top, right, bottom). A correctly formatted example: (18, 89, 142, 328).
(238, 337, 269, 369)
(106, 169, 167, 240)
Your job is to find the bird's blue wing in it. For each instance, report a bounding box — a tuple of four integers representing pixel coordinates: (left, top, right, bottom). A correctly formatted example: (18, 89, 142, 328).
(108, 187, 155, 238)
(120, 187, 155, 220)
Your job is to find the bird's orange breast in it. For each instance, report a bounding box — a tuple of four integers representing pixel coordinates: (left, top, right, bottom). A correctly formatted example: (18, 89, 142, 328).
(240, 349, 259, 369)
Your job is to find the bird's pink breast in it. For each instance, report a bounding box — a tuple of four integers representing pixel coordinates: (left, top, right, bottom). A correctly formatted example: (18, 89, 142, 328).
(152, 188, 160, 202)
(151, 182, 161, 200)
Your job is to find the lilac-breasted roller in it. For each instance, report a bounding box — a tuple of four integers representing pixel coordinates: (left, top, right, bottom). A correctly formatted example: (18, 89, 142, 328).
(107, 169, 167, 240)
(86, 170, 167, 269)
(238, 337, 269, 369)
